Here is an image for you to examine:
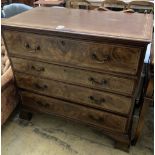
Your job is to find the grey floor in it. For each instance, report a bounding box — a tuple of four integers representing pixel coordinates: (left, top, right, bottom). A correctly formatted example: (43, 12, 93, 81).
(2, 107, 154, 155)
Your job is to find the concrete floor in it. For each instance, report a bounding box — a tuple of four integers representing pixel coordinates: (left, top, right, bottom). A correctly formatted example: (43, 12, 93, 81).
(2, 107, 154, 155)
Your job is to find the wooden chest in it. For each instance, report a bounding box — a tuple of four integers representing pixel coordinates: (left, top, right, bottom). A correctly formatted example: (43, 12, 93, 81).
(2, 7, 153, 151)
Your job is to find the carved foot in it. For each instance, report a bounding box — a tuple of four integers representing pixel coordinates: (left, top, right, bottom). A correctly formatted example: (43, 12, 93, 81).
(115, 141, 130, 152)
(19, 110, 32, 121)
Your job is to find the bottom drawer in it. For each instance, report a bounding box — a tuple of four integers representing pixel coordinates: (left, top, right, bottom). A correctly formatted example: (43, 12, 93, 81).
(21, 91, 128, 133)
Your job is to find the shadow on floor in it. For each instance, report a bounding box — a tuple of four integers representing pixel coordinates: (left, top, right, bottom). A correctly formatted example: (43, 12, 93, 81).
(2, 107, 154, 155)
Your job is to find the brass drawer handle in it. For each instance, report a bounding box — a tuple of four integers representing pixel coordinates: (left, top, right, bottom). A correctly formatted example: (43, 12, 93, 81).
(91, 53, 110, 63)
(89, 96, 105, 105)
(89, 114, 105, 123)
(88, 77, 107, 86)
(25, 43, 40, 52)
(35, 46, 41, 51)
(34, 83, 48, 91)
(36, 101, 49, 108)
(57, 40, 68, 53)
(60, 40, 65, 46)
(31, 65, 45, 72)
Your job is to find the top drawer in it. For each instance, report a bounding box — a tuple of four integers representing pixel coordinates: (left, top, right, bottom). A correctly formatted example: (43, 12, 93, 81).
(3, 30, 141, 75)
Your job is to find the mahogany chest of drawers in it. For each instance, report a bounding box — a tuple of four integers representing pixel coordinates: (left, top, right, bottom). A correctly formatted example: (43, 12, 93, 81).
(2, 7, 153, 151)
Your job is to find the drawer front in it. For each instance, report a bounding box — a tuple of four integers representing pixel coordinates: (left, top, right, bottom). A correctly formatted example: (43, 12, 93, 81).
(4, 30, 141, 75)
(21, 91, 128, 133)
(15, 73, 132, 115)
(11, 57, 135, 95)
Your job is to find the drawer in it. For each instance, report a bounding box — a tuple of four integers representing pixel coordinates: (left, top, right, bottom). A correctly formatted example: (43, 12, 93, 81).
(12, 57, 135, 95)
(4, 30, 141, 75)
(21, 91, 128, 133)
(15, 73, 132, 115)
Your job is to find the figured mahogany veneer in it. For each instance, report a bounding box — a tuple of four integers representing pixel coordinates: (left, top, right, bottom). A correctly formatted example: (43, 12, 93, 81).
(15, 72, 132, 115)
(21, 91, 128, 133)
(2, 7, 153, 151)
(4, 30, 141, 75)
(11, 57, 135, 96)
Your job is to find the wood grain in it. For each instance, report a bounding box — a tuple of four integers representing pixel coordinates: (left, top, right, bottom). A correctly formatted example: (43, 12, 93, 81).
(21, 91, 128, 133)
(15, 73, 132, 115)
(11, 57, 135, 96)
(2, 7, 153, 43)
(4, 30, 141, 75)
(2, 7, 153, 150)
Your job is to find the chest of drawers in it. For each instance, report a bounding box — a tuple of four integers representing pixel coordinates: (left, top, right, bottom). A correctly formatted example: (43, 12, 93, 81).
(2, 7, 153, 151)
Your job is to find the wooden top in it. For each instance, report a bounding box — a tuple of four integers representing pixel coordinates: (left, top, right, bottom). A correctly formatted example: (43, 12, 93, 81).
(2, 7, 153, 43)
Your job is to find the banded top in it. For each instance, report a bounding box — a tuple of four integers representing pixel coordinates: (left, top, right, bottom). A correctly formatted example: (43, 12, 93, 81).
(2, 7, 153, 43)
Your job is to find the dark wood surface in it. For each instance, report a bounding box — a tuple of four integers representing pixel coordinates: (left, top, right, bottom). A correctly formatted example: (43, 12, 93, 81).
(4, 30, 141, 75)
(2, 7, 153, 43)
(21, 91, 128, 133)
(2, 7, 153, 151)
(15, 72, 132, 115)
(132, 35, 154, 144)
(11, 57, 136, 96)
